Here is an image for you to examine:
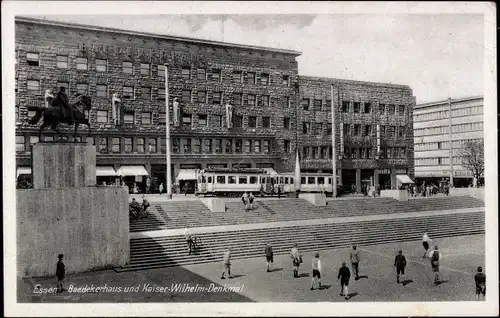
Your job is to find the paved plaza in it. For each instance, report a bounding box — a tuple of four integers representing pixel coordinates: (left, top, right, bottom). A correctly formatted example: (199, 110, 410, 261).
(19, 234, 485, 303)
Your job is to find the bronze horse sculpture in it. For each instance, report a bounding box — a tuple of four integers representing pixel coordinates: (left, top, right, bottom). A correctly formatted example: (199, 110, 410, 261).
(29, 91, 92, 141)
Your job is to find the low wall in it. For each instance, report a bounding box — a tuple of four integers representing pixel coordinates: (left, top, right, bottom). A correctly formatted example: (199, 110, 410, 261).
(17, 186, 129, 278)
(299, 193, 327, 206)
(380, 190, 408, 201)
(449, 187, 485, 201)
(199, 198, 226, 212)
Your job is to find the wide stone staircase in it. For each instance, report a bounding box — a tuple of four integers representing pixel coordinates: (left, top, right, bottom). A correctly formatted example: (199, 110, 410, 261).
(129, 196, 484, 232)
(116, 209, 484, 272)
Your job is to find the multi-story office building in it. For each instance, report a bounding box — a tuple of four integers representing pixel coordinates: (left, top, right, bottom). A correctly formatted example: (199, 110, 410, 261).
(413, 96, 484, 187)
(14, 17, 415, 193)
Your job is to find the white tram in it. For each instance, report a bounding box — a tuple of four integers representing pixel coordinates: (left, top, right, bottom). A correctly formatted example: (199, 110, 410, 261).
(195, 168, 339, 197)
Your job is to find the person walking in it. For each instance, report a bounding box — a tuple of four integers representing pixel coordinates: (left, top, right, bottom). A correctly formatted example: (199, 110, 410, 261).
(220, 248, 233, 279)
(248, 192, 255, 210)
(394, 249, 407, 284)
(474, 266, 486, 300)
(242, 192, 249, 211)
(290, 243, 301, 278)
(338, 261, 351, 300)
(422, 232, 432, 258)
(185, 228, 195, 255)
(265, 243, 274, 272)
(158, 183, 164, 195)
(310, 253, 322, 290)
(277, 185, 281, 199)
(56, 254, 65, 293)
(141, 195, 150, 218)
(350, 245, 360, 280)
(428, 245, 442, 284)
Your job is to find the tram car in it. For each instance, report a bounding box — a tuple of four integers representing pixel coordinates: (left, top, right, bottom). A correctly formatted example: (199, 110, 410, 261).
(195, 168, 339, 197)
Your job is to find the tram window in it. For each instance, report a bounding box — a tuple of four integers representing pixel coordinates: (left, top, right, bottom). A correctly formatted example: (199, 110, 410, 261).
(266, 177, 271, 184)
(284, 177, 289, 184)
(250, 176, 257, 184)
(308, 177, 316, 184)
(207, 176, 213, 183)
(328, 177, 332, 184)
(239, 176, 248, 184)
(318, 177, 325, 184)
(201, 176, 206, 183)
(290, 177, 294, 184)
(217, 176, 226, 184)
(301, 177, 306, 184)
(228, 176, 236, 184)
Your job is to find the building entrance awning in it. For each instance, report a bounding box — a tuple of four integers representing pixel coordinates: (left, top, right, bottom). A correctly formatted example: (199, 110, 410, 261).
(176, 169, 198, 181)
(17, 166, 32, 177)
(396, 174, 414, 184)
(96, 166, 118, 177)
(116, 165, 149, 176)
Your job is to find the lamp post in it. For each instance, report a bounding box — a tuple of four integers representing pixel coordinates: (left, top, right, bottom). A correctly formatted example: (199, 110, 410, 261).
(448, 97, 454, 187)
(330, 84, 337, 198)
(165, 64, 172, 199)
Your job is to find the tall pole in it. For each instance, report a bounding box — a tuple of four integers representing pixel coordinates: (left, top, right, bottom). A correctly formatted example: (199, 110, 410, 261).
(448, 97, 454, 187)
(165, 65, 173, 199)
(330, 84, 337, 198)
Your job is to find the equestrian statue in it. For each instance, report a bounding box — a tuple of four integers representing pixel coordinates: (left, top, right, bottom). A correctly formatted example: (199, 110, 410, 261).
(29, 86, 92, 141)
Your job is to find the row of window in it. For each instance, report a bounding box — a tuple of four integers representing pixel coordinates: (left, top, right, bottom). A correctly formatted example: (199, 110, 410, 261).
(414, 106, 483, 122)
(303, 100, 407, 115)
(341, 124, 407, 138)
(414, 138, 482, 152)
(414, 122, 484, 136)
(171, 138, 271, 154)
(415, 157, 462, 166)
(339, 147, 407, 159)
(21, 52, 292, 86)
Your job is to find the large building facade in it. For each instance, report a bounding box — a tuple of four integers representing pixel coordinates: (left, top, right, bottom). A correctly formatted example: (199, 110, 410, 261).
(413, 96, 484, 187)
(14, 17, 415, 193)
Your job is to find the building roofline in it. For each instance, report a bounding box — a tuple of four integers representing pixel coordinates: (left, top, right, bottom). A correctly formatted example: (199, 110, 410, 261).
(298, 75, 412, 90)
(415, 95, 483, 108)
(15, 16, 302, 57)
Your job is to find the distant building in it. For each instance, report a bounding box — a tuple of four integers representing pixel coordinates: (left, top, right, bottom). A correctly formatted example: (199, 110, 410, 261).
(413, 96, 484, 187)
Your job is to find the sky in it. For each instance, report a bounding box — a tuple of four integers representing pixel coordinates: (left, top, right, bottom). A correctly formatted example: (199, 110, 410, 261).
(28, 13, 484, 104)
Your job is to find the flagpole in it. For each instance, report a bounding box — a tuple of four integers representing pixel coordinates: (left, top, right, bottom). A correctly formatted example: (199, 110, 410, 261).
(165, 64, 172, 199)
(330, 84, 337, 198)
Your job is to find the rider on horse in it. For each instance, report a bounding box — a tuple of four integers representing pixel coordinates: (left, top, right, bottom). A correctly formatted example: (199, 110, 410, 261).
(53, 86, 74, 125)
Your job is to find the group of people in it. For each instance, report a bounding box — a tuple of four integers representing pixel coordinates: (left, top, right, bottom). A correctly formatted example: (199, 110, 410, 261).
(129, 196, 150, 220)
(241, 192, 256, 211)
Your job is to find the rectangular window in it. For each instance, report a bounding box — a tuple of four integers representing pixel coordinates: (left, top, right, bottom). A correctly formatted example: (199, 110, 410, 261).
(96, 59, 107, 72)
(27, 53, 39, 66)
(343, 123, 350, 136)
(398, 105, 405, 115)
(124, 138, 133, 153)
(302, 99, 310, 110)
(197, 90, 207, 103)
(233, 115, 243, 128)
(228, 176, 236, 184)
(247, 72, 255, 84)
(27, 80, 39, 92)
(353, 124, 361, 136)
(136, 138, 145, 153)
(157, 65, 165, 77)
(15, 106, 19, 122)
(261, 95, 270, 107)
(225, 139, 233, 154)
(56, 55, 68, 69)
(233, 93, 242, 106)
(172, 138, 180, 153)
(233, 70, 242, 83)
(312, 147, 318, 159)
(303, 122, 310, 134)
(99, 137, 108, 153)
(313, 123, 323, 135)
(158, 88, 165, 100)
(235, 139, 242, 153)
(140, 63, 150, 76)
(260, 73, 270, 85)
(282, 75, 290, 86)
(321, 146, 329, 159)
(364, 102, 371, 113)
(284, 140, 290, 153)
(96, 84, 107, 98)
(379, 103, 385, 115)
(16, 136, 25, 152)
(286, 96, 292, 108)
(123, 61, 133, 74)
(244, 140, 251, 153)
(364, 125, 372, 136)
(248, 116, 257, 128)
(197, 68, 206, 80)
(97, 110, 108, 123)
(263, 140, 270, 153)
(123, 111, 135, 124)
(182, 89, 191, 103)
(111, 137, 120, 153)
(353, 102, 360, 113)
(284, 117, 290, 129)
(159, 112, 166, 125)
(76, 83, 88, 95)
(342, 101, 350, 113)
(215, 139, 223, 154)
(398, 126, 405, 137)
(351, 148, 358, 159)
(148, 138, 157, 153)
(216, 176, 226, 184)
(254, 140, 261, 153)
(141, 112, 151, 125)
(303, 146, 309, 159)
(198, 114, 207, 126)
(211, 69, 221, 81)
(313, 99, 322, 111)
(76, 57, 87, 70)
(262, 117, 271, 128)
(182, 114, 192, 126)
(213, 92, 222, 104)
(326, 123, 332, 135)
(141, 87, 151, 100)
(388, 104, 395, 115)
(184, 139, 192, 153)
(247, 94, 256, 106)
(367, 148, 372, 159)
(388, 125, 396, 137)
(182, 67, 191, 79)
(360, 148, 366, 159)
(57, 82, 70, 94)
(212, 115, 222, 127)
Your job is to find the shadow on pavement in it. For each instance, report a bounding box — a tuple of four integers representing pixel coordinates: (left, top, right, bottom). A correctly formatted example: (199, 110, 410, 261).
(356, 275, 369, 280)
(270, 268, 283, 272)
(298, 273, 310, 278)
(347, 292, 359, 299)
(402, 279, 414, 286)
(319, 284, 332, 290)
